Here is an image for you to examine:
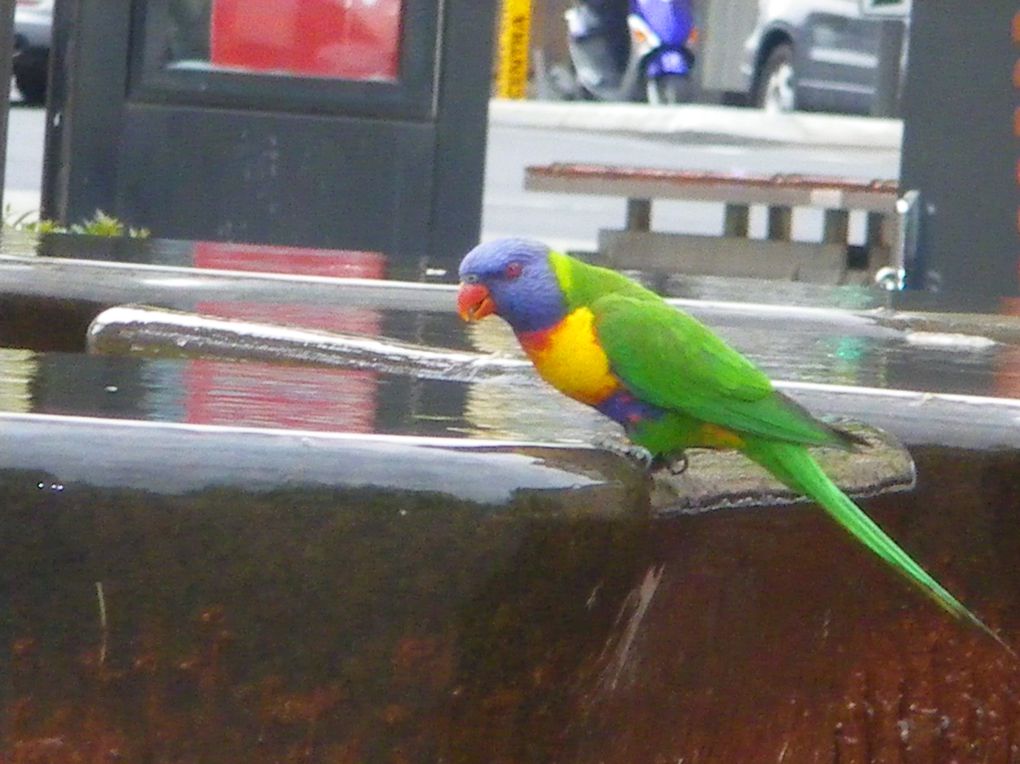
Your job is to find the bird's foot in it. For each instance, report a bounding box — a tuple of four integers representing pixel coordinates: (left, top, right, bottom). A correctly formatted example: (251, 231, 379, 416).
(663, 451, 689, 476)
(592, 435, 656, 472)
(593, 437, 690, 476)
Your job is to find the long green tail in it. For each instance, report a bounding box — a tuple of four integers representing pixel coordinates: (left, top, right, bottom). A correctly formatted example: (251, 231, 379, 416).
(743, 438, 1014, 657)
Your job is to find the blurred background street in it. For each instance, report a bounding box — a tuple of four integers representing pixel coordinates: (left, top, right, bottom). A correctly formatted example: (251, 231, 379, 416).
(5, 97, 899, 253)
(3, 0, 911, 257)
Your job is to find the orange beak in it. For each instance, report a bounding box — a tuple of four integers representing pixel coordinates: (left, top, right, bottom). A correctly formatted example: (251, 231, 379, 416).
(457, 282, 496, 322)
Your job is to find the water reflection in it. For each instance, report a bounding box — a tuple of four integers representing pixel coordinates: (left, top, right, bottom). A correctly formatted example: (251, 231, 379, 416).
(3, 318, 1017, 449)
(2, 299, 1020, 440)
(29, 233, 428, 282)
(0, 349, 36, 413)
(19, 352, 461, 437)
(463, 319, 607, 444)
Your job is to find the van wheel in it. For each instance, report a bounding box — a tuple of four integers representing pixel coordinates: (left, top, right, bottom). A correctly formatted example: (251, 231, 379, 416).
(754, 43, 795, 113)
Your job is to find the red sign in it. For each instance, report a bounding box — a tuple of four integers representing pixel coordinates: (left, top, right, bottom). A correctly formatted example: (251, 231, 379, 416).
(210, 0, 403, 81)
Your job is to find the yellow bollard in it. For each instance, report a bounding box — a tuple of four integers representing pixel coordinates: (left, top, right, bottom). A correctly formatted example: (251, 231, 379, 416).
(496, 0, 532, 99)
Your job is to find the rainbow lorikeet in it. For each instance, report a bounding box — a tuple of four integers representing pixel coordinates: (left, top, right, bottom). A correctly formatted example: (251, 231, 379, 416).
(457, 237, 1010, 650)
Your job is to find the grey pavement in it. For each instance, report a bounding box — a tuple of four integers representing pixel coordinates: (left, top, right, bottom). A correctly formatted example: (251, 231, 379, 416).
(488, 100, 902, 150)
(3, 103, 44, 220)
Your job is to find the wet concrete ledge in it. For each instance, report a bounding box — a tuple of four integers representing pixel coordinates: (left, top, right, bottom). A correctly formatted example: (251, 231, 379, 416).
(0, 411, 646, 514)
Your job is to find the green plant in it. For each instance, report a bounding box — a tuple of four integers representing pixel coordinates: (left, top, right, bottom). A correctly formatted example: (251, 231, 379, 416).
(3, 206, 150, 238)
(24, 218, 66, 235)
(69, 209, 150, 239)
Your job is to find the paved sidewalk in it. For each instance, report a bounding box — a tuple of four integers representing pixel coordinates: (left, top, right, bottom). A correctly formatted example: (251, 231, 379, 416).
(489, 100, 902, 150)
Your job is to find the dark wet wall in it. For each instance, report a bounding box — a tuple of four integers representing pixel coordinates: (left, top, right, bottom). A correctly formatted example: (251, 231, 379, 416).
(3, 477, 650, 763)
(5, 446, 1020, 762)
(578, 448, 1020, 763)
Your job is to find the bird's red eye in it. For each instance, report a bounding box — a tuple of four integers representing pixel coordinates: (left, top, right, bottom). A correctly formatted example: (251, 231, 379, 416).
(504, 262, 523, 280)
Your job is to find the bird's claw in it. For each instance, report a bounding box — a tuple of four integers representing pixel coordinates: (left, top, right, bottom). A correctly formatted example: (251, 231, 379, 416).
(593, 437, 688, 476)
(593, 436, 656, 472)
(665, 452, 689, 476)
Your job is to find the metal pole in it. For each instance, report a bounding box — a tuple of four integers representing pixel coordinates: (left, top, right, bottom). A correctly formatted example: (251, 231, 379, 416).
(0, 0, 17, 213)
(40, 0, 76, 221)
(871, 19, 905, 118)
(0, 0, 17, 733)
(496, 0, 532, 99)
(874, 188, 919, 292)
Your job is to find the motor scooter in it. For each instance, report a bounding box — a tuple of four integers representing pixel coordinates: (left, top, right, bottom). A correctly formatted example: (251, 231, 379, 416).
(563, 0, 697, 104)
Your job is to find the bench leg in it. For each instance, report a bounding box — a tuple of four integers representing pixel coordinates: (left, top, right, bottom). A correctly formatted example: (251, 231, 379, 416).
(862, 211, 897, 272)
(823, 209, 850, 245)
(767, 205, 793, 242)
(626, 198, 652, 232)
(723, 204, 750, 238)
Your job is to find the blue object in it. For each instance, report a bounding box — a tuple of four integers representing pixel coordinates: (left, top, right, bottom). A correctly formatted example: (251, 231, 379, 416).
(566, 0, 695, 103)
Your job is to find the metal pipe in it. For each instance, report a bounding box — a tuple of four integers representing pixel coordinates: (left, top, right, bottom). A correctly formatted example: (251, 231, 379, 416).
(0, 0, 17, 210)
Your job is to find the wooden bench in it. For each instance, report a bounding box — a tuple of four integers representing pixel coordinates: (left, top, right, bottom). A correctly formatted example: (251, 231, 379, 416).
(524, 163, 901, 284)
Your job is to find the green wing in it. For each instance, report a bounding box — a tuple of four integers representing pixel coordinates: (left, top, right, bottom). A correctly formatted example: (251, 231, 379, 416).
(593, 293, 849, 448)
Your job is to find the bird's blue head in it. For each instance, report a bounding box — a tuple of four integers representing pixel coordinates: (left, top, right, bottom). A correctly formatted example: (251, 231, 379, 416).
(457, 238, 568, 333)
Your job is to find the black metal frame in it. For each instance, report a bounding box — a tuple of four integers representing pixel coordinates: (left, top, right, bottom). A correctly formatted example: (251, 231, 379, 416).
(0, 2, 16, 208)
(128, 0, 440, 120)
(899, 2, 1019, 298)
(43, 0, 496, 267)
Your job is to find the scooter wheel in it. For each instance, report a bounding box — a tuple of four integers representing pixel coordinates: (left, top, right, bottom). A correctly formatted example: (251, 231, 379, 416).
(646, 74, 692, 105)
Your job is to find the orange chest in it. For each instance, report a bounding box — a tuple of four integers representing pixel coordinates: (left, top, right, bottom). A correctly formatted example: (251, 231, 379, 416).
(517, 308, 620, 406)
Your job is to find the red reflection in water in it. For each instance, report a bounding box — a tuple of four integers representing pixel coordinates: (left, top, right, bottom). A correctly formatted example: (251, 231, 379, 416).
(185, 358, 379, 433)
(193, 241, 387, 280)
(187, 243, 385, 433)
(210, 0, 403, 81)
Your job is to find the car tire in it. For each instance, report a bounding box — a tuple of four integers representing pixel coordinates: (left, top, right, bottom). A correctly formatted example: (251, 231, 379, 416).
(14, 67, 47, 105)
(753, 42, 795, 113)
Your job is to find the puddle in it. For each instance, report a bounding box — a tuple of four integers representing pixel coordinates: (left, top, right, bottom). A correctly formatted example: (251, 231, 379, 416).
(5, 279, 1020, 401)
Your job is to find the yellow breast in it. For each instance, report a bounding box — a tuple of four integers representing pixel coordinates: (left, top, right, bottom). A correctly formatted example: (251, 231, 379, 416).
(520, 308, 619, 406)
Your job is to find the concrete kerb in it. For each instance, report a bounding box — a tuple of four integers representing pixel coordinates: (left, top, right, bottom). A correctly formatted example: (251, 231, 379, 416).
(488, 99, 903, 151)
